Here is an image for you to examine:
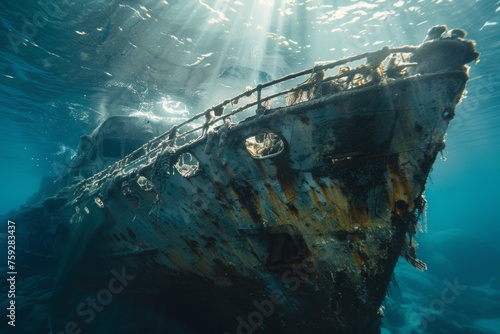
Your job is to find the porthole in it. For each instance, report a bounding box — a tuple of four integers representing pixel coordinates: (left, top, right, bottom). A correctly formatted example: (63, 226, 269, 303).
(174, 152, 200, 177)
(245, 132, 284, 159)
(442, 107, 455, 121)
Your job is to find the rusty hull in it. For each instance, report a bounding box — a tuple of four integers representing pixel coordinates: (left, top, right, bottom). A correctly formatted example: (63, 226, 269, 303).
(51, 70, 469, 333)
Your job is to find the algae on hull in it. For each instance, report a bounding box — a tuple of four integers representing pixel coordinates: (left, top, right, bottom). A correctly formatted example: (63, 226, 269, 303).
(9, 26, 479, 334)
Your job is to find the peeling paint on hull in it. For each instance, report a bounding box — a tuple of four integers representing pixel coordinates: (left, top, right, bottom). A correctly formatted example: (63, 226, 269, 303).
(63, 73, 466, 333)
(9, 32, 479, 333)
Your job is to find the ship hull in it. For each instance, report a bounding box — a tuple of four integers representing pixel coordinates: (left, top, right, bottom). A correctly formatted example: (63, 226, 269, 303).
(46, 71, 467, 333)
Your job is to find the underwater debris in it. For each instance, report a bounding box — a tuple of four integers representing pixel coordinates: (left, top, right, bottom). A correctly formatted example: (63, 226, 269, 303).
(422, 25, 447, 43)
(386, 55, 409, 79)
(136, 175, 154, 192)
(286, 68, 325, 105)
(411, 26, 480, 74)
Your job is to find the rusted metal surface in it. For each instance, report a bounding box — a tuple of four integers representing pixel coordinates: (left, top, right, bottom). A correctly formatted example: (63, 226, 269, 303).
(84, 74, 465, 332)
(10, 28, 479, 333)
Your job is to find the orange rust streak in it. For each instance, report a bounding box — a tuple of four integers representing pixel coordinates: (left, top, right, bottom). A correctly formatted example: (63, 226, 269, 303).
(312, 175, 335, 207)
(266, 179, 303, 225)
(310, 186, 323, 210)
(225, 187, 255, 224)
(328, 180, 349, 213)
(264, 184, 287, 223)
(387, 157, 418, 215)
(277, 176, 296, 203)
(352, 252, 364, 268)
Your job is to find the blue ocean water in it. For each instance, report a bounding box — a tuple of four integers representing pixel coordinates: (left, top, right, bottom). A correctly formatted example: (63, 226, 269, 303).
(0, 0, 499, 333)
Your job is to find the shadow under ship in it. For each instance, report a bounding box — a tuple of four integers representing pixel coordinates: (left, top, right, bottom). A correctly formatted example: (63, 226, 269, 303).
(8, 27, 479, 333)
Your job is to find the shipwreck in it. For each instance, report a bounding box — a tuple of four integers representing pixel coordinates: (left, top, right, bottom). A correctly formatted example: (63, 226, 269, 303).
(7, 26, 479, 333)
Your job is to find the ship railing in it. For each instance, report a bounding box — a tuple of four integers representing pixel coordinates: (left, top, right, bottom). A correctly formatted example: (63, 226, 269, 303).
(71, 45, 418, 199)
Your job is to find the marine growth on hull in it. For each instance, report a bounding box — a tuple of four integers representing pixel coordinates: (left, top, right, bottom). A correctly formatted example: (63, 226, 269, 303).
(9, 25, 479, 334)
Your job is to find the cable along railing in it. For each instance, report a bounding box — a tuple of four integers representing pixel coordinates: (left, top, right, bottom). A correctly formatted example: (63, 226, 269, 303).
(71, 45, 418, 199)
